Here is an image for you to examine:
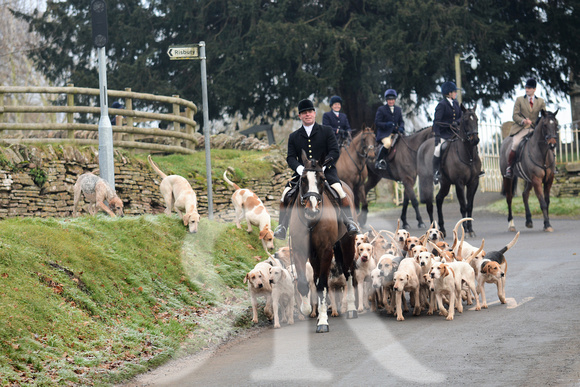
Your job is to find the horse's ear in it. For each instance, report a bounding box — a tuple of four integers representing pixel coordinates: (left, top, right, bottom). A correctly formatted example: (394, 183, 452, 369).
(554, 108, 559, 116)
(541, 109, 546, 117)
(460, 103, 466, 112)
(301, 149, 309, 164)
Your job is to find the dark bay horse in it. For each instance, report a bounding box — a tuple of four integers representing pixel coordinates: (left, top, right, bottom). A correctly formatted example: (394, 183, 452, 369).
(417, 106, 482, 238)
(364, 127, 433, 229)
(499, 109, 559, 232)
(289, 150, 357, 333)
(336, 127, 376, 226)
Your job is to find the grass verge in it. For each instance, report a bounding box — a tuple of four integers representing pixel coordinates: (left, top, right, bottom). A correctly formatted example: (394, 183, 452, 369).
(0, 215, 278, 385)
(486, 196, 580, 218)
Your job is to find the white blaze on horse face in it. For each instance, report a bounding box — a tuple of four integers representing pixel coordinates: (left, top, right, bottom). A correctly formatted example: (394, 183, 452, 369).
(305, 170, 320, 211)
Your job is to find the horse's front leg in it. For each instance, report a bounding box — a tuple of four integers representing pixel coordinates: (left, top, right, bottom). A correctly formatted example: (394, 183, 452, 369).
(356, 184, 368, 227)
(435, 182, 451, 238)
(400, 195, 410, 230)
(464, 179, 480, 237)
(533, 175, 554, 232)
(522, 181, 534, 228)
(503, 177, 516, 232)
(315, 251, 333, 333)
(403, 178, 425, 229)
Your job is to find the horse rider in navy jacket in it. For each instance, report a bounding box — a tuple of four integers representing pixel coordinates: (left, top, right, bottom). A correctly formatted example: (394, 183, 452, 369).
(432, 81, 462, 184)
(322, 95, 352, 145)
(374, 89, 405, 170)
(273, 99, 360, 240)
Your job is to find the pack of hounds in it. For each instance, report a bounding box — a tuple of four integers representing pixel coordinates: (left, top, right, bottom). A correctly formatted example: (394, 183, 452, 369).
(246, 216, 520, 328)
(71, 160, 520, 328)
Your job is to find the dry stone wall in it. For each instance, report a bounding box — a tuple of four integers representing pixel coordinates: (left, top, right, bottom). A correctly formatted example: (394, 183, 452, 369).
(0, 140, 291, 222)
(551, 162, 580, 198)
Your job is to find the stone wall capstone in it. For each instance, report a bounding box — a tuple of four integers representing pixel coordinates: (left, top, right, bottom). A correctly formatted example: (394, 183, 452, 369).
(0, 139, 291, 222)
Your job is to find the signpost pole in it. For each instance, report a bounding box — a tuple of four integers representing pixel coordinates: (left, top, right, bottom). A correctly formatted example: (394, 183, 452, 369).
(167, 42, 213, 219)
(199, 42, 213, 219)
(97, 47, 115, 189)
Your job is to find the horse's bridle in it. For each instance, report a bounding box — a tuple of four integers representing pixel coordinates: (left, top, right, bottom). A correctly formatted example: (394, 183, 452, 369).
(299, 168, 323, 206)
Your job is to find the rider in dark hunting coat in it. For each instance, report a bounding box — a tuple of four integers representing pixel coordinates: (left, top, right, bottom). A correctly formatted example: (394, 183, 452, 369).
(273, 99, 360, 240)
(374, 89, 405, 170)
(432, 81, 462, 184)
(322, 95, 352, 144)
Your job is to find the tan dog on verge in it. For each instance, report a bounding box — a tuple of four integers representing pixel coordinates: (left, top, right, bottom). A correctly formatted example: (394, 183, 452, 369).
(73, 172, 124, 217)
(223, 169, 275, 251)
(147, 155, 200, 233)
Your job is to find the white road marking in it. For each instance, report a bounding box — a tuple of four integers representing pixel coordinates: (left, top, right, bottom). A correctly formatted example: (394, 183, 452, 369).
(468, 297, 534, 311)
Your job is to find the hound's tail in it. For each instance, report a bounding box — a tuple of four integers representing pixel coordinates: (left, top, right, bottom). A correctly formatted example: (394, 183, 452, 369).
(223, 168, 241, 190)
(147, 155, 167, 179)
(499, 231, 520, 255)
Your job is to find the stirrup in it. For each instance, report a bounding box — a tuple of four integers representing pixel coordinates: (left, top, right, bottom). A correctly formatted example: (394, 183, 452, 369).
(273, 225, 287, 240)
(375, 159, 387, 170)
(433, 171, 440, 185)
(478, 170, 486, 178)
(505, 166, 513, 179)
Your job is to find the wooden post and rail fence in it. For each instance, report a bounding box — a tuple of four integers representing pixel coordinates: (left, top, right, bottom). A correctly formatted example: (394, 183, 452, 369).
(0, 85, 198, 154)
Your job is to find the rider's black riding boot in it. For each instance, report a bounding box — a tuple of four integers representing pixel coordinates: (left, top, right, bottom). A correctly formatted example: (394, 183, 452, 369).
(273, 201, 288, 240)
(432, 155, 441, 185)
(505, 150, 516, 179)
(375, 145, 389, 170)
(340, 196, 360, 236)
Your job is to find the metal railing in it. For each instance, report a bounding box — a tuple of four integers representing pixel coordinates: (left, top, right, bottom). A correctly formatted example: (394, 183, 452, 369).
(0, 85, 198, 154)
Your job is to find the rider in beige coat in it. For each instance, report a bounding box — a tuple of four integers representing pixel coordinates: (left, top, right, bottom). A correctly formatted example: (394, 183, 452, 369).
(506, 78, 546, 178)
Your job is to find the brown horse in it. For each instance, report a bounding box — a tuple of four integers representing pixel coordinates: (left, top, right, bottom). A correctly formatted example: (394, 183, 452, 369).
(289, 150, 357, 333)
(417, 106, 482, 238)
(336, 127, 376, 226)
(364, 127, 433, 229)
(500, 109, 559, 232)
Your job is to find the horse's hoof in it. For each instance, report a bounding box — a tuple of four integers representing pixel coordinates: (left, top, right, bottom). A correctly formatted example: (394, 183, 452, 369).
(316, 324, 329, 333)
(544, 226, 554, 232)
(402, 222, 411, 230)
(418, 222, 426, 229)
(346, 310, 358, 319)
(508, 226, 517, 232)
(468, 231, 476, 238)
(526, 221, 533, 229)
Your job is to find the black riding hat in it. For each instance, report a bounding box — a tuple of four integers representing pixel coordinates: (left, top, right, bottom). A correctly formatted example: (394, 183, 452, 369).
(298, 99, 315, 113)
(525, 78, 537, 88)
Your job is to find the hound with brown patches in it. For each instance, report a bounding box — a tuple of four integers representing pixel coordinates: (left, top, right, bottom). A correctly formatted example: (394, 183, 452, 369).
(355, 242, 377, 312)
(328, 257, 347, 317)
(404, 236, 422, 257)
(269, 266, 295, 328)
(393, 257, 422, 321)
(73, 172, 124, 218)
(355, 233, 369, 250)
(244, 261, 274, 323)
(223, 169, 275, 251)
(474, 232, 519, 308)
(373, 254, 404, 314)
(148, 155, 200, 233)
(429, 262, 458, 320)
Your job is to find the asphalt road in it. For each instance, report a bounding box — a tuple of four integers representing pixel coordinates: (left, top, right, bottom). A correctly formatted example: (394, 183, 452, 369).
(127, 193, 580, 386)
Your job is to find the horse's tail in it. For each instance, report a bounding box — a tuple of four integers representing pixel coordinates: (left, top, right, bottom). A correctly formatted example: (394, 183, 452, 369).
(223, 168, 241, 191)
(501, 176, 518, 196)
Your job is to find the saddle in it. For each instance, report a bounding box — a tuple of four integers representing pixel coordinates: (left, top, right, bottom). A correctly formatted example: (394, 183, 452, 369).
(515, 133, 532, 163)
